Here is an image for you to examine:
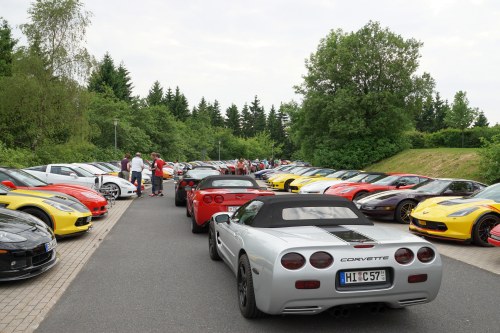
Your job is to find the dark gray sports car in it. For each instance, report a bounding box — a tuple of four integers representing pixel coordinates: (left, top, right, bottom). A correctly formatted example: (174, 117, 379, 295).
(0, 208, 57, 281)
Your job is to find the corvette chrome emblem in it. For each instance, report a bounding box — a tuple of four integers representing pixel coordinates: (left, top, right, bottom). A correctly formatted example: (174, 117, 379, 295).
(422, 210, 429, 215)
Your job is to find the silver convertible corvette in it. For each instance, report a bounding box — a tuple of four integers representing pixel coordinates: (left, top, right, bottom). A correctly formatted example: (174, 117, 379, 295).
(208, 195, 442, 318)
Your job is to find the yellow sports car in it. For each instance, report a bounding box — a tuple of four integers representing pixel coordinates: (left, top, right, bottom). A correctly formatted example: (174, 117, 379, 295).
(0, 184, 93, 237)
(268, 167, 316, 191)
(410, 183, 500, 246)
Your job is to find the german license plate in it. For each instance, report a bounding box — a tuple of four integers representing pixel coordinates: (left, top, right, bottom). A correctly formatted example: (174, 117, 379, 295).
(228, 206, 240, 212)
(45, 239, 57, 252)
(340, 270, 386, 285)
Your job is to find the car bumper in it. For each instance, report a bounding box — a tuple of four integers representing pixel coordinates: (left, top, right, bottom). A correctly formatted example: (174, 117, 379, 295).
(488, 234, 500, 246)
(358, 206, 395, 220)
(54, 214, 93, 237)
(0, 249, 58, 282)
(409, 216, 471, 242)
(119, 184, 138, 197)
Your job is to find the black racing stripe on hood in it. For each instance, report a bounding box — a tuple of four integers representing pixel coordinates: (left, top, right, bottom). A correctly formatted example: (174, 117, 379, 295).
(317, 226, 376, 244)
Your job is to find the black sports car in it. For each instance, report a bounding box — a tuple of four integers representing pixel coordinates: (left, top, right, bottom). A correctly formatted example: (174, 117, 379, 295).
(0, 208, 58, 281)
(174, 168, 220, 206)
(355, 178, 487, 224)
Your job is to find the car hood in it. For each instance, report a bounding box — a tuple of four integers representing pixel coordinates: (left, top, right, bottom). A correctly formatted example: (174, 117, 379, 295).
(358, 190, 410, 203)
(9, 190, 90, 213)
(301, 180, 345, 191)
(412, 197, 494, 217)
(257, 225, 422, 247)
(0, 209, 49, 234)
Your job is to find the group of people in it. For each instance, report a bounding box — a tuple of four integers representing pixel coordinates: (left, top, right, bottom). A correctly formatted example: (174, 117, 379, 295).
(235, 158, 280, 175)
(119, 152, 165, 198)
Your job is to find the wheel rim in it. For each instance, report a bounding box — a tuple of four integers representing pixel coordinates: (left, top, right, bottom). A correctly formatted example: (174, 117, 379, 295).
(399, 202, 415, 224)
(107, 183, 120, 199)
(478, 218, 499, 242)
(238, 264, 247, 308)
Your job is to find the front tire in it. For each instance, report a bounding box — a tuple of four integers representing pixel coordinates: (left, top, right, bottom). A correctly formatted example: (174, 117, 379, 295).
(208, 226, 221, 261)
(284, 179, 293, 192)
(103, 182, 121, 199)
(237, 254, 263, 318)
(21, 208, 53, 230)
(395, 200, 417, 224)
(353, 191, 368, 201)
(473, 214, 500, 247)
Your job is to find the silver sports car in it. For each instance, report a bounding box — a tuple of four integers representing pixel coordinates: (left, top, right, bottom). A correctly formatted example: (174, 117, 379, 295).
(208, 195, 442, 318)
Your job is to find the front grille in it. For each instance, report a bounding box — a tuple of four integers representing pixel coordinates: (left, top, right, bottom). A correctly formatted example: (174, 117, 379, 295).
(412, 218, 448, 231)
(75, 217, 90, 226)
(32, 251, 53, 266)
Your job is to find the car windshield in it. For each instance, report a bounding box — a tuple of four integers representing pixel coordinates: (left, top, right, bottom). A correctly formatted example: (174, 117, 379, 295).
(345, 173, 369, 182)
(301, 169, 319, 176)
(6, 169, 47, 187)
(282, 207, 358, 220)
(185, 170, 220, 179)
(73, 167, 95, 177)
(411, 179, 452, 194)
(312, 169, 335, 176)
(470, 184, 500, 201)
(326, 170, 348, 178)
(90, 164, 109, 172)
(372, 175, 400, 185)
(211, 179, 255, 187)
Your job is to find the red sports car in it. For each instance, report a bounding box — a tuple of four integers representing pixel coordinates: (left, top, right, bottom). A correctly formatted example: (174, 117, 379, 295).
(324, 173, 431, 201)
(488, 224, 500, 247)
(186, 175, 274, 233)
(0, 167, 108, 217)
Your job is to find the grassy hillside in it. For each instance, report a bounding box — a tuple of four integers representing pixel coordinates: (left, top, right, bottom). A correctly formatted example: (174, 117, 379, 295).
(365, 148, 485, 182)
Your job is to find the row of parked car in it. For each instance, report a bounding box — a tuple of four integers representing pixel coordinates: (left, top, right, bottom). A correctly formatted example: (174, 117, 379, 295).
(0, 161, 147, 282)
(258, 165, 500, 247)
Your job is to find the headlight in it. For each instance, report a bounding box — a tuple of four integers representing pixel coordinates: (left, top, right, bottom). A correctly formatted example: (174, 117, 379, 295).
(0, 231, 27, 243)
(340, 187, 354, 193)
(447, 207, 479, 217)
(119, 180, 132, 186)
(43, 200, 74, 212)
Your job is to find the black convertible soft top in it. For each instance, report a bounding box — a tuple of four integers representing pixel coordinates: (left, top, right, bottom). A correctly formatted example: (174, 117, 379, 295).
(198, 175, 260, 190)
(248, 195, 373, 228)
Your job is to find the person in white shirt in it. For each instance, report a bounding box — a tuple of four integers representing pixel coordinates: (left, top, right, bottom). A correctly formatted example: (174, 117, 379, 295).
(173, 160, 180, 181)
(130, 152, 145, 197)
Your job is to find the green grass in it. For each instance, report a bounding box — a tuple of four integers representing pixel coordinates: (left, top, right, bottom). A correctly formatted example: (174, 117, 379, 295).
(365, 148, 485, 182)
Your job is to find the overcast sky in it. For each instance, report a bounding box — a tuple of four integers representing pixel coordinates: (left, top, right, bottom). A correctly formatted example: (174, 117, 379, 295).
(3, 0, 500, 124)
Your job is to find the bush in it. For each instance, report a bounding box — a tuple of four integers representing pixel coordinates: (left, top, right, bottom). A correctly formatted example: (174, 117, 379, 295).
(479, 135, 500, 184)
(0, 142, 39, 168)
(406, 126, 500, 149)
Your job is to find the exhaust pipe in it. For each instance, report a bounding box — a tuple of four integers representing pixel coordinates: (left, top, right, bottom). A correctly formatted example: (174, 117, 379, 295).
(328, 306, 351, 318)
(369, 303, 385, 314)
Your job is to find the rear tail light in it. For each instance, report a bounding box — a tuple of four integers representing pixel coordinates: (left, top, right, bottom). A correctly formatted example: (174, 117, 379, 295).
(214, 195, 224, 204)
(309, 251, 333, 269)
(395, 248, 414, 265)
(180, 181, 187, 187)
(281, 253, 305, 270)
(295, 280, 320, 289)
(417, 247, 435, 263)
(188, 181, 195, 186)
(354, 244, 374, 248)
(203, 195, 213, 204)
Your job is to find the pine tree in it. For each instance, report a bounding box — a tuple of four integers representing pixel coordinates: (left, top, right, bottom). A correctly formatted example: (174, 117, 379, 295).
(240, 103, 253, 137)
(433, 93, 449, 132)
(0, 19, 17, 76)
(115, 64, 133, 102)
(163, 87, 174, 110)
(88, 53, 116, 95)
(171, 86, 190, 120)
(250, 95, 266, 133)
(267, 105, 280, 141)
(146, 81, 163, 106)
(473, 111, 489, 127)
(225, 104, 241, 136)
(209, 100, 224, 127)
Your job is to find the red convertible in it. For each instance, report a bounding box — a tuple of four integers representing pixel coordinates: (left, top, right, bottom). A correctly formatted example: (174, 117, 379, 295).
(0, 167, 108, 217)
(186, 175, 274, 233)
(324, 173, 431, 201)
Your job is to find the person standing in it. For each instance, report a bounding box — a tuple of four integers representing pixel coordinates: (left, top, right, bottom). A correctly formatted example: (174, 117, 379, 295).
(152, 153, 165, 197)
(148, 152, 158, 196)
(130, 152, 145, 198)
(120, 153, 131, 180)
(173, 160, 180, 181)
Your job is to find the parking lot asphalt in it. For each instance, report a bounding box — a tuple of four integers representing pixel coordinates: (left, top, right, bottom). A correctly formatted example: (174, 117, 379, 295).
(0, 182, 500, 333)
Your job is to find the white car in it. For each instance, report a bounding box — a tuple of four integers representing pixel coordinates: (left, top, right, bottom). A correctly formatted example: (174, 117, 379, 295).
(72, 163, 137, 199)
(23, 164, 136, 199)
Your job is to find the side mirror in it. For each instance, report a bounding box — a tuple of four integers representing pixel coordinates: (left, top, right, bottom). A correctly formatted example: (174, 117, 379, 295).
(1, 180, 17, 189)
(70, 172, 78, 179)
(260, 186, 268, 190)
(214, 214, 230, 224)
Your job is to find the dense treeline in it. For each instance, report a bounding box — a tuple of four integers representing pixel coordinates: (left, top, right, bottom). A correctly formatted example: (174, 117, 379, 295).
(0, 1, 498, 183)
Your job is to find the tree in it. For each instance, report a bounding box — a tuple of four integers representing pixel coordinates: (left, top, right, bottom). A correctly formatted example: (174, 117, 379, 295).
(146, 81, 163, 106)
(171, 86, 190, 121)
(250, 95, 266, 134)
(88, 53, 116, 95)
(266, 105, 280, 141)
(0, 18, 17, 76)
(240, 103, 253, 138)
(433, 92, 449, 132)
(445, 91, 478, 147)
(293, 21, 427, 168)
(21, 0, 93, 80)
(474, 111, 489, 127)
(208, 100, 224, 127)
(114, 64, 133, 101)
(225, 104, 241, 136)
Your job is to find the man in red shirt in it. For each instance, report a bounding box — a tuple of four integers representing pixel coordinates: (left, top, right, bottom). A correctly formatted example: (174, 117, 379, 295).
(151, 153, 165, 197)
